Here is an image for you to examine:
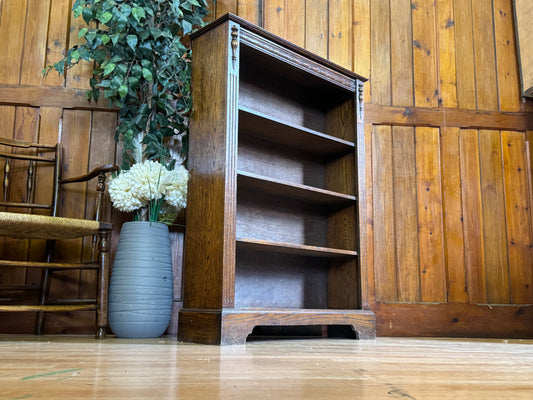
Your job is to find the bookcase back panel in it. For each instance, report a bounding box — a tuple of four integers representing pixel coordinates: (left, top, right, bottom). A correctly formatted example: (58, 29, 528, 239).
(239, 79, 325, 133)
(238, 135, 326, 188)
(237, 189, 328, 247)
(327, 205, 358, 251)
(235, 249, 328, 309)
(325, 98, 356, 142)
(239, 48, 354, 138)
(325, 153, 357, 197)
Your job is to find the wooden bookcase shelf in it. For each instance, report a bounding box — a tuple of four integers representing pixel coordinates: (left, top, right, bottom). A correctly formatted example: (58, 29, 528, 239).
(235, 237, 358, 258)
(237, 171, 356, 205)
(178, 13, 376, 344)
(238, 106, 355, 156)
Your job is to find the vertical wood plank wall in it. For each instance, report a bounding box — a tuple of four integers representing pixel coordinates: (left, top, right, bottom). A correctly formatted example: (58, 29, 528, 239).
(1, 0, 532, 337)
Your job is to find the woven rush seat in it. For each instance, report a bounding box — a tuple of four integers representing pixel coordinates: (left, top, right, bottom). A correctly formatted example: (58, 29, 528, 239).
(0, 212, 111, 240)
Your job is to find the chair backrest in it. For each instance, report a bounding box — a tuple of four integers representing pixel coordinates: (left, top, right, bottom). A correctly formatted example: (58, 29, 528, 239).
(0, 137, 61, 217)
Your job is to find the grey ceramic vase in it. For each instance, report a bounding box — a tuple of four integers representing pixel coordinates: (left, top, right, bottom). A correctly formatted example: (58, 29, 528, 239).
(108, 221, 173, 339)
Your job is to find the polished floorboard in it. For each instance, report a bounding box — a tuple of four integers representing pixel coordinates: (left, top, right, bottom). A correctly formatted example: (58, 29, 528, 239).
(0, 335, 532, 399)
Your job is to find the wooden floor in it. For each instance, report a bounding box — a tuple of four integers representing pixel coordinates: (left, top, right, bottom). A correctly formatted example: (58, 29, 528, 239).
(0, 335, 532, 399)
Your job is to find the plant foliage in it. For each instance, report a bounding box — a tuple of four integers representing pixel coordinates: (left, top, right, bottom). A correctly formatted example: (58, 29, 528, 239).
(45, 0, 210, 169)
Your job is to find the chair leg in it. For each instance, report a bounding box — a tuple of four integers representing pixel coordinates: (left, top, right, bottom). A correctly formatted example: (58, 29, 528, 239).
(96, 230, 111, 339)
(35, 239, 56, 335)
(35, 268, 51, 335)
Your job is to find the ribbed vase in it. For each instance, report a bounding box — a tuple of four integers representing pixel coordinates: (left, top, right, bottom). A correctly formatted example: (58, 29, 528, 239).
(108, 221, 173, 339)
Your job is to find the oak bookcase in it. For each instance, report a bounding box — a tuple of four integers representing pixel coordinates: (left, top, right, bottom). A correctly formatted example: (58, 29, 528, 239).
(178, 13, 375, 345)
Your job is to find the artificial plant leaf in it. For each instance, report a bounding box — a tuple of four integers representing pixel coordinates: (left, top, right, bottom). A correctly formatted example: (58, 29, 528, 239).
(131, 6, 145, 23)
(103, 63, 116, 76)
(126, 34, 138, 50)
(142, 67, 153, 81)
(78, 27, 88, 39)
(118, 84, 128, 99)
(150, 28, 162, 39)
(99, 11, 113, 24)
(73, 4, 84, 18)
(82, 7, 93, 24)
(131, 64, 142, 78)
(182, 20, 192, 35)
(110, 33, 120, 45)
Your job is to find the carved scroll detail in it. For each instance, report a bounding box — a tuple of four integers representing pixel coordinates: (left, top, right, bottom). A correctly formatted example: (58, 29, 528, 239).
(231, 26, 239, 69)
(358, 82, 364, 120)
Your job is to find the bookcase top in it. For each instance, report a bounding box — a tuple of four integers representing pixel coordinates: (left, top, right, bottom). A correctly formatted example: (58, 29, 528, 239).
(190, 12, 368, 83)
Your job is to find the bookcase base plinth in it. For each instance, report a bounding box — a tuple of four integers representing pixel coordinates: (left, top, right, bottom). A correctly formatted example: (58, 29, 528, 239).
(178, 308, 376, 345)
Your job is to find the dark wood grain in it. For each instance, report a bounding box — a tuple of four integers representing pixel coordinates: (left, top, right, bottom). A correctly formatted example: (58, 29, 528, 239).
(236, 237, 358, 258)
(239, 106, 355, 154)
(237, 135, 328, 189)
(236, 188, 329, 247)
(237, 170, 355, 205)
(182, 20, 235, 310)
(365, 103, 533, 131)
(180, 308, 376, 345)
(372, 302, 533, 338)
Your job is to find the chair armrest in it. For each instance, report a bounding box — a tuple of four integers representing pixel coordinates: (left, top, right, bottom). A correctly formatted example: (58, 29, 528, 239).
(60, 165, 119, 184)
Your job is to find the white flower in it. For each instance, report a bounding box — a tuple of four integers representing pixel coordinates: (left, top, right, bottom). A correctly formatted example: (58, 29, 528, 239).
(163, 165, 188, 209)
(128, 160, 167, 202)
(107, 159, 189, 219)
(108, 171, 145, 212)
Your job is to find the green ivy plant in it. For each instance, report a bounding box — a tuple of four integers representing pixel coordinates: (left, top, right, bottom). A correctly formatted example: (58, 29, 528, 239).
(45, 0, 210, 169)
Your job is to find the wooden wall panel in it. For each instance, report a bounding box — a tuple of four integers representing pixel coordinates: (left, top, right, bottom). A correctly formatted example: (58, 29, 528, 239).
(65, 4, 92, 89)
(479, 130, 509, 303)
(43, 0, 71, 87)
(436, 0, 458, 107)
(216, 0, 237, 18)
(502, 131, 533, 304)
(412, 0, 438, 108)
(391, 0, 414, 107)
(460, 129, 487, 303)
(0, 0, 28, 85)
(328, 0, 352, 70)
(369, 0, 390, 105)
(20, 0, 50, 86)
(493, 0, 522, 111)
(415, 127, 446, 302)
(305, 0, 328, 59)
(263, 0, 305, 47)
(453, 0, 477, 110)
(372, 125, 396, 301)
(364, 123, 375, 306)
(472, 0, 499, 111)
(392, 127, 419, 302)
(237, 0, 261, 25)
(441, 127, 467, 303)
(352, 0, 371, 101)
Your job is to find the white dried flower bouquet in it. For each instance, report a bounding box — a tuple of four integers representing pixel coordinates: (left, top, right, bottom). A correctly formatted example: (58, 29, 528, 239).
(108, 159, 188, 223)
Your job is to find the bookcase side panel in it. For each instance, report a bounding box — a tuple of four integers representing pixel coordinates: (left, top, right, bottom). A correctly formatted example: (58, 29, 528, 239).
(183, 21, 238, 309)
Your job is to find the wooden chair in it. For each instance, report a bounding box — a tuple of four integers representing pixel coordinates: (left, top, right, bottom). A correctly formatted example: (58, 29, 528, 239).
(0, 137, 118, 338)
